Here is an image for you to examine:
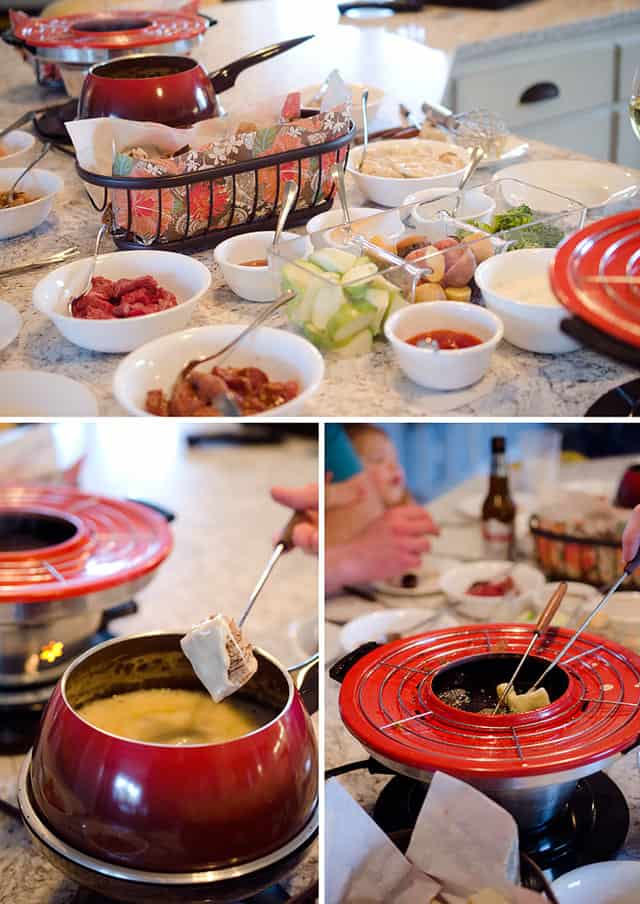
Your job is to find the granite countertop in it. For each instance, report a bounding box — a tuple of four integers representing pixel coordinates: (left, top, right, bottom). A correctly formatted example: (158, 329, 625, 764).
(0, 427, 319, 903)
(0, 3, 639, 417)
(325, 455, 640, 884)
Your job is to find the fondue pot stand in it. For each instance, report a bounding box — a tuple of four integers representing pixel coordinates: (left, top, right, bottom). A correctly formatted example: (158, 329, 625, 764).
(4, 7, 214, 94)
(0, 485, 172, 689)
(19, 632, 318, 901)
(333, 624, 640, 832)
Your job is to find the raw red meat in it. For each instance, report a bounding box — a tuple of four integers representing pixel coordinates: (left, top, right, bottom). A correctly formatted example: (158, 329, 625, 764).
(71, 275, 178, 320)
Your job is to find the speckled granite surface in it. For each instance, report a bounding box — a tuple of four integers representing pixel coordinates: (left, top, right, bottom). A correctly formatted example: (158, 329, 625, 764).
(0, 428, 319, 903)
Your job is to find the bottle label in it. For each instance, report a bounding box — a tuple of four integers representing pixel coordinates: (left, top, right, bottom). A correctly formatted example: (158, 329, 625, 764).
(483, 518, 514, 559)
(491, 452, 508, 479)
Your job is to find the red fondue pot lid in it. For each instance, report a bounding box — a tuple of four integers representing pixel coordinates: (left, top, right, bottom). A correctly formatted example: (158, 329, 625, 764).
(0, 485, 172, 603)
(550, 209, 640, 348)
(10, 7, 208, 51)
(339, 624, 640, 780)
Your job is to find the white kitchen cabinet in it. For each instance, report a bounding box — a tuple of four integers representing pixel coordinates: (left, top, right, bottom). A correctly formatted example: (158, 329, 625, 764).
(450, 25, 640, 163)
(517, 106, 613, 162)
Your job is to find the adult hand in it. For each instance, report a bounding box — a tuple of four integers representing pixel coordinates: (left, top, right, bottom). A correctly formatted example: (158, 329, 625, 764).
(326, 503, 439, 592)
(622, 504, 640, 568)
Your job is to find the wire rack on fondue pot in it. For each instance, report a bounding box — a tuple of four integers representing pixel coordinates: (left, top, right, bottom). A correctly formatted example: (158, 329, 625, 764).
(76, 117, 355, 253)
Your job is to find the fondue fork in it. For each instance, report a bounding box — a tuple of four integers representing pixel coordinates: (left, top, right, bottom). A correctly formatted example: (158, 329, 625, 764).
(530, 548, 640, 691)
(238, 510, 307, 628)
(492, 582, 568, 714)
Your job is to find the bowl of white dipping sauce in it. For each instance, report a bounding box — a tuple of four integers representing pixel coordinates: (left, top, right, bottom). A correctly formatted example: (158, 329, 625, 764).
(475, 248, 581, 354)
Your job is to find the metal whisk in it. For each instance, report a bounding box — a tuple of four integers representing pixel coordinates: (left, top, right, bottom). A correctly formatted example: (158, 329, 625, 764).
(421, 102, 508, 158)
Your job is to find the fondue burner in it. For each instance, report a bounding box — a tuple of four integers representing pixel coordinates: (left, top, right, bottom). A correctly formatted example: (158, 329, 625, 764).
(6, 7, 213, 94)
(371, 771, 629, 880)
(0, 485, 172, 691)
(0, 599, 138, 754)
(334, 625, 640, 832)
(586, 379, 640, 417)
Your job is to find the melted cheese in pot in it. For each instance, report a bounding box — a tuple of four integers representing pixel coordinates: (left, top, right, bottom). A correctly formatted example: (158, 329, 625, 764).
(77, 688, 275, 744)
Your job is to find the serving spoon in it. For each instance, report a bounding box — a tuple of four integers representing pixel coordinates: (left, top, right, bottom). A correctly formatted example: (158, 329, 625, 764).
(5, 142, 51, 203)
(66, 204, 113, 314)
(273, 179, 298, 250)
(493, 581, 567, 714)
(451, 145, 485, 217)
(358, 89, 369, 172)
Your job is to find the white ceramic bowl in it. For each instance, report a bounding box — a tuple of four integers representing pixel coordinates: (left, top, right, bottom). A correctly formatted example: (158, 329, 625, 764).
(552, 860, 640, 904)
(0, 168, 63, 240)
(495, 160, 639, 211)
(384, 301, 503, 391)
(0, 370, 98, 417)
(214, 231, 310, 302)
(114, 324, 325, 417)
(347, 140, 469, 207)
(475, 248, 579, 354)
(0, 130, 36, 169)
(33, 250, 211, 354)
(340, 608, 437, 653)
(305, 207, 379, 249)
(0, 300, 22, 353)
(404, 187, 496, 228)
(440, 561, 546, 620)
(300, 83, 384, 130)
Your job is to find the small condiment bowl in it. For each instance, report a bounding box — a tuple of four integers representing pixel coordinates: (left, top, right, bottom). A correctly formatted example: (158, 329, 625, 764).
(0, 168, 63, 240)
(214, 231, 311, 302)
(113, 324, 325, 417)
(403, 186, 496, 227)
(384, 300, 503, 391)
(475, 248, 580, 354)
(33, 250, 211, 354)
(440, 560, 546, 620)
(0, 130, 36, 169)
(305, 207, 379, 250)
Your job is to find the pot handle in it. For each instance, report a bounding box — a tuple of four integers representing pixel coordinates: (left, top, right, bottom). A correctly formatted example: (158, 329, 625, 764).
(289, 653, 318, 715)
(328, 642, 380, 685)
(1, 29, 30, 53)
(208, 34, 314, 94)
(127, 498, 175, 523)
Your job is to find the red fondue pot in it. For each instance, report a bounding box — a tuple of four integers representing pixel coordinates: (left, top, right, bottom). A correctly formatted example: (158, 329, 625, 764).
(27, 632, 318, 872)
(78, 35, 313, 127)
(335, 624, 640, 831)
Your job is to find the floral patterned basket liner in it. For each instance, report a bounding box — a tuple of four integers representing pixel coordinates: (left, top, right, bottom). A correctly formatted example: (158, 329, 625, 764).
(110, 101, 352, 244)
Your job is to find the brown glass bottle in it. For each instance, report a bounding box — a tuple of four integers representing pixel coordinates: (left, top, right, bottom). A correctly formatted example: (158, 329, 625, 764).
(481, 436, 516, 560)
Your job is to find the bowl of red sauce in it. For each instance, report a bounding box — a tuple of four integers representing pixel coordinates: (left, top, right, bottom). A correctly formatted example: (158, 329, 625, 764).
(384, 301, 503, 390)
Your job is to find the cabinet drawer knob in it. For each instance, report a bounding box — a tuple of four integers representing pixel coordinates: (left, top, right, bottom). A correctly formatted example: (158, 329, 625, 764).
(520, 82, 560, 105)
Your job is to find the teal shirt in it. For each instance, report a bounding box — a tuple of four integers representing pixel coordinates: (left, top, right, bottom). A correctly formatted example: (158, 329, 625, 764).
(325, 425, 362, 482)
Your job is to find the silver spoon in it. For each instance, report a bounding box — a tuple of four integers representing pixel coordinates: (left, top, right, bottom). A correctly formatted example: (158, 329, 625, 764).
(6, 142, 51, 202)
(451, 145, 485, 217)
(177, 288, 296, 383)
(358, 89, 369, 172)
(67, 205, 113, 314)
(416, 337, 440, 351)
(273, 179, 298, 251)
(330, 161, 351, 228)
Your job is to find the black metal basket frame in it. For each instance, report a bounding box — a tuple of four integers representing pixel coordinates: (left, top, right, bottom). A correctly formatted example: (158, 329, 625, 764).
(529, 515, 621, 549)
(77, 118, 355, 253)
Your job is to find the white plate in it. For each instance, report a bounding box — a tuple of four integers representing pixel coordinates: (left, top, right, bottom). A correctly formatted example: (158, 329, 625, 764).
(552, 860, 640, 903)
(493, 160, 639, 211)
(455, 491, 537, 521)
(375, 555, 460, 597)
(340, 607, 438, 653)
(0, 370, 98, 417)
(0, 300, 22, 352)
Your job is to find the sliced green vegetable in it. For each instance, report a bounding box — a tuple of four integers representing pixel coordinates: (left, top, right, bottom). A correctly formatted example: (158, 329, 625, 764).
(329, 302, 377, 344)
(309, 248, 358, 274)
(311, 285, 343, 331)
(333, 329, 374, 358)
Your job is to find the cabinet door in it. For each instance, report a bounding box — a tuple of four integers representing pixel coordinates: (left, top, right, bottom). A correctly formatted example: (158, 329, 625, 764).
(517, 107, 613, 161)
(616, 110, 640, 168)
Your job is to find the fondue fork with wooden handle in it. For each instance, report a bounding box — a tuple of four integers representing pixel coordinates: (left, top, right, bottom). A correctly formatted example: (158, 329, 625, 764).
(238, 510, 308, 628)
(493, 581, 567, 714)
(529, 547, 640, 692)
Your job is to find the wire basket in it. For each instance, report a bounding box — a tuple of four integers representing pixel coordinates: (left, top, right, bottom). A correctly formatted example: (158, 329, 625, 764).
(77, 117, 355, 253)
(529, 515, 640, 590)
